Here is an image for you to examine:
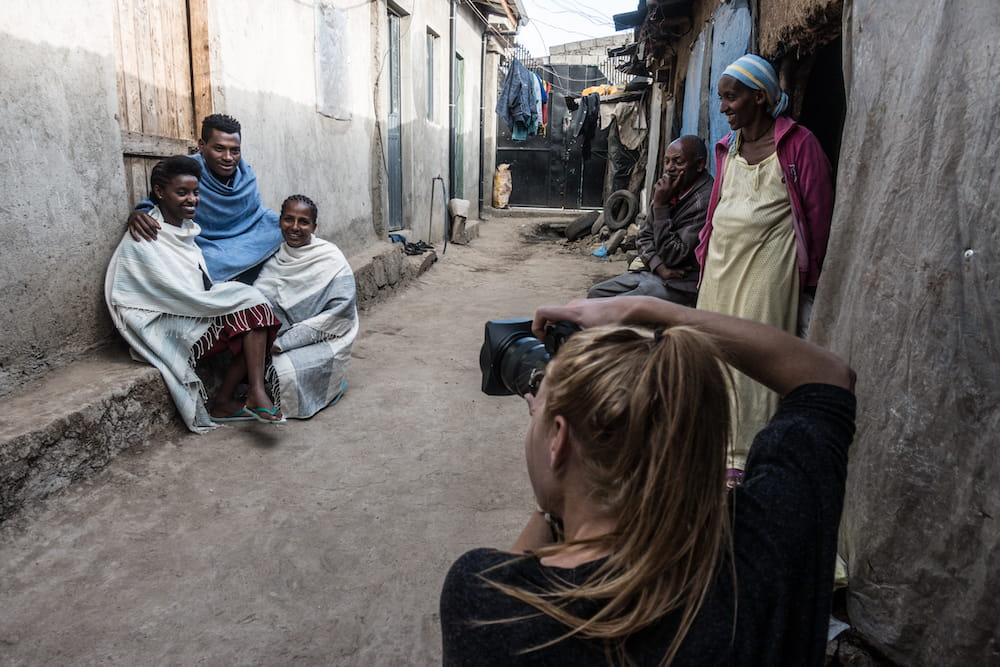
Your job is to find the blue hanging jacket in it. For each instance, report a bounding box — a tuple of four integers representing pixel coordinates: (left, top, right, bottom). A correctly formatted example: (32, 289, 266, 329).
(496, 58, 538, 140)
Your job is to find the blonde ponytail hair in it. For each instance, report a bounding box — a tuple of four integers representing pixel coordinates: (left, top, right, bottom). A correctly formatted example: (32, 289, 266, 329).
(491, 325, 734, 665)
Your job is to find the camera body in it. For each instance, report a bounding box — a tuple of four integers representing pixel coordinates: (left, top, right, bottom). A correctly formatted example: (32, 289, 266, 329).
(479, 318, 580, 396)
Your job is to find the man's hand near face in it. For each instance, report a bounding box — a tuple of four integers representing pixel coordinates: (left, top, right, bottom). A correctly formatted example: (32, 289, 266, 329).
(652, 170, 685, 207)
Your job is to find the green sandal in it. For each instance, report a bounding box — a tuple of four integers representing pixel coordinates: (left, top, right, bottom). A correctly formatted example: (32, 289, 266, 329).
(249, 405, 287, 425)
(211, 407, 256, 423)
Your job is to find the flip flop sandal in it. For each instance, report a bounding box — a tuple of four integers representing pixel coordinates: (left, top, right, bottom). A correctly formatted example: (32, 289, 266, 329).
(249, 405, 287, 425)
(211, 406, 256, 423)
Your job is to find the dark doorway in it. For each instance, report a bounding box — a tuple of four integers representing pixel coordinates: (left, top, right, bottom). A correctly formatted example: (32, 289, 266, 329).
(496, 63, 609, 209)
(798, 35, 846, 175)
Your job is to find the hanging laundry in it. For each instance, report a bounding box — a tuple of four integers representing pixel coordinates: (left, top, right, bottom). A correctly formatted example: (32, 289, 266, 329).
(541, 81, 551, 126)
(532, 73, 544, 134)
(496, 58, 539, 141)
(572, 92, 601, 160)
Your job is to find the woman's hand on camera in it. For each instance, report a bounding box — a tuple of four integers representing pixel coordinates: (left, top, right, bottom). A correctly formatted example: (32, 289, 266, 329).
(534, 297, 855, 395)
(532, 296, 672, 338)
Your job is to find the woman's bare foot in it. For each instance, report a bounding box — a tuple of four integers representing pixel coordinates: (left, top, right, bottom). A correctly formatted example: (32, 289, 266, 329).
(210, 396, 248, 419)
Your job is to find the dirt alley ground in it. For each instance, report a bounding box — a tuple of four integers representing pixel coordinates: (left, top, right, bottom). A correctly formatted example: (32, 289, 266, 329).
(0, 216, 620, 666)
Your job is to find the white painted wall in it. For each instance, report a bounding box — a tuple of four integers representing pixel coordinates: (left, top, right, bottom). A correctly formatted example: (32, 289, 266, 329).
(207, 0, 382, 255)
(0, 1, 128, 394)
(381, 0, 487, 242)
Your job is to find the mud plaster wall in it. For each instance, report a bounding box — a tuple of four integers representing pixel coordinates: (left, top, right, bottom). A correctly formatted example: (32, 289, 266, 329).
(758, 0, 841, 57)
(208, 0, 380, 258)
(0, 1, 129, 397)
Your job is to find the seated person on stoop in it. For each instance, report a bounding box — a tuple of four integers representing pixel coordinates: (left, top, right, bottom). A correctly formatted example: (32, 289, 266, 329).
(127, 114, 283, 284)
(253, 195, 359, 419)
(105, 155, 285, 430)
(588, 135, 713, 307)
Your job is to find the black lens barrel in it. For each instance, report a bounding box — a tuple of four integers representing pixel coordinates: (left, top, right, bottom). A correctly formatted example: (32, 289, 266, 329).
(480, 318, 580, 397)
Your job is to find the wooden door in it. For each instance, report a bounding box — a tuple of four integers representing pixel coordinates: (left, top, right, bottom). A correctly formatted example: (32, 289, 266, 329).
(113, 0, 212, 205)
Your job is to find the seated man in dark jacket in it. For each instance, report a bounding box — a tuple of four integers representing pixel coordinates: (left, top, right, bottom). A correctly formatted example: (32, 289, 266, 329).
(588, 135, 712, 306)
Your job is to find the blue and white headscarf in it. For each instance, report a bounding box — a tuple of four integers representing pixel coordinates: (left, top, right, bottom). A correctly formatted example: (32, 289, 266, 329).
(723, 54, 789, 119)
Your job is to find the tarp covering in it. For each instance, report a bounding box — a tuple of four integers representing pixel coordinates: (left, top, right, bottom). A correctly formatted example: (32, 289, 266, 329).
(809, 0, 1000, 663)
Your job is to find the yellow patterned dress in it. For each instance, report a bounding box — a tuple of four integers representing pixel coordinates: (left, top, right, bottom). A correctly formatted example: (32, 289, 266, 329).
(697, 151, 799, 470)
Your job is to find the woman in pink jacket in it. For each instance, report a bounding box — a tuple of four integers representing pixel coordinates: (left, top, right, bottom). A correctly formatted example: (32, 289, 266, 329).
(695, 54, 834, 483)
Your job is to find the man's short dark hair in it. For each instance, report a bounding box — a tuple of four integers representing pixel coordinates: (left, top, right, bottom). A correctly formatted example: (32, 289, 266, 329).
(150, 155, 201, 203)
(677, 134, 708, 163)
(201, 113, 241, 142)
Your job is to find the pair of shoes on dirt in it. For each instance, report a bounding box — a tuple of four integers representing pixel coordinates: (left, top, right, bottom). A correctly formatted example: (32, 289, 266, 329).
(211, 405, 286, 425)
(404, 240, 434, 255)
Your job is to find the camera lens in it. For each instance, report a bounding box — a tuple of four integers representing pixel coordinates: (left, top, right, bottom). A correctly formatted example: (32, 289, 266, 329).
(480, 318, 580, 397)
(498, 336, 549, 397)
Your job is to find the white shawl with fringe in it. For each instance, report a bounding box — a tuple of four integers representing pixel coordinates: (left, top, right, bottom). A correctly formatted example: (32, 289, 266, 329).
(254, 236, 358, 419)
(104, 206, 274, 432)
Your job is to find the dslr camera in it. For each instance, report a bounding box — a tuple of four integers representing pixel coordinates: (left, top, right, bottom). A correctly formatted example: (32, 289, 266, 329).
(479, 318, 580, 396)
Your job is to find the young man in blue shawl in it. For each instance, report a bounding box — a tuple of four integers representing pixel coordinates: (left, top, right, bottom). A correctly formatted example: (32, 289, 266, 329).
(127, 114, 283, 284)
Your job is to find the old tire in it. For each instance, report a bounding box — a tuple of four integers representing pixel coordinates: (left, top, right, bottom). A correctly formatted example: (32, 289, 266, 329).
(605, 229, 627, 255)
(590, 211, 606, 236)
(565, 211, 601, 241)
(604, 189, 638, 230)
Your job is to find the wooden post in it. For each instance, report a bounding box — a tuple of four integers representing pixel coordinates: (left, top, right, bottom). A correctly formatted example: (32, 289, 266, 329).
(187, 0, 213, 125)
(643, 82, 665, 212)
(498, 0, 517, 29)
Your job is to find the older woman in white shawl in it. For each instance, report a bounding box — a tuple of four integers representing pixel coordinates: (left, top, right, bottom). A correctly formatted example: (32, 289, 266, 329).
(254, 195, 359, 419)
(105, 156, 284, 430)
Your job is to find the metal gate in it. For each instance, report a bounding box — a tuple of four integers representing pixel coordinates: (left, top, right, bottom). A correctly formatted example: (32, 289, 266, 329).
(496, 61, 610, 209)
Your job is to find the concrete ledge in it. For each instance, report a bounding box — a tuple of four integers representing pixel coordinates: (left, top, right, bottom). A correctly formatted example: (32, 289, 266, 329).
(0, 242, 442, 522)
(350, 241, 438, 311)
(0, 349, 182, 522)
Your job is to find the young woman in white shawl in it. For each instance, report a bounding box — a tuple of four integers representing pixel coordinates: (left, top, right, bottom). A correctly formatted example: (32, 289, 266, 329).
(105, 156, 285, 430)
(254, 195, 359, 419)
